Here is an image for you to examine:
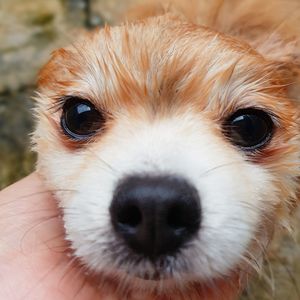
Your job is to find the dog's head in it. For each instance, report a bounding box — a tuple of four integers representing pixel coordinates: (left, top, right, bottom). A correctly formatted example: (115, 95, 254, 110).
(33, 15, 300, 298)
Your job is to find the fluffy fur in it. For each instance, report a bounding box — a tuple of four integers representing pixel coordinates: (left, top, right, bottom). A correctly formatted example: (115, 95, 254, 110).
(33, 1, 300, 299)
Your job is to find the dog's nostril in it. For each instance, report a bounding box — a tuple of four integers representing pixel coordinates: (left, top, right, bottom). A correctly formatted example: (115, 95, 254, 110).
(118, 205, 142, 227)
(167, 204, 189, 230)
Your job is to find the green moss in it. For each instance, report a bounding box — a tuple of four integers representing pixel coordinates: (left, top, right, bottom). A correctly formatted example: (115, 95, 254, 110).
(32, 26, 57, 44)
(25, 12, 55, 26)
(0, 88, 36, 190)
(0, 149, 36, 190)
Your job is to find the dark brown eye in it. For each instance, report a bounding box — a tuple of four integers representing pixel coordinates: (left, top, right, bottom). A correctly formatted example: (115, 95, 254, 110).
(225, 108, 274, 151)
(61, 97, 104, 140)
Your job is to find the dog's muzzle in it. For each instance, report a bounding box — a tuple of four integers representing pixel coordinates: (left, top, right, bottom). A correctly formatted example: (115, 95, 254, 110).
(110, 175, 201, 260)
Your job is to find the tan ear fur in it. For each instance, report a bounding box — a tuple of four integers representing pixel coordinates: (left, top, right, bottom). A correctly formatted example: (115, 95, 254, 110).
(125, 0, 300, 100)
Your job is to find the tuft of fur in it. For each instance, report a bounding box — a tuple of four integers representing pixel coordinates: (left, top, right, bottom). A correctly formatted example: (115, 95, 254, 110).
(126, 0, 300, 99)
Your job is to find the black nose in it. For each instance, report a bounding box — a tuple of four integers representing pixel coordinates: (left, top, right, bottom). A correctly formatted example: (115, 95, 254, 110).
(110, 175, 201, 259)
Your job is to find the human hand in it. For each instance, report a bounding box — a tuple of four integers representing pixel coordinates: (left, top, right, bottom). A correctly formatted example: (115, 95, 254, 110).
(0, 173, 115, 300)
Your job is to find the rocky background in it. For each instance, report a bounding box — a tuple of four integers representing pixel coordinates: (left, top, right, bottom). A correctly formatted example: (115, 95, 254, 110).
(0, 0, 299, 299)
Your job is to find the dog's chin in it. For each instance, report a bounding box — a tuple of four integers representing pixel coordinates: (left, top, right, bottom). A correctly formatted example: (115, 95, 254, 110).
(94, 269, 180, 291)
(98, 269, 183, 291)
(91, 268, 241, 300)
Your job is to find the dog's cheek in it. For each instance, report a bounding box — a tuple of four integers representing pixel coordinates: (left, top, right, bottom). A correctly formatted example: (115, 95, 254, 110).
(60, 163, 117, 268)
(187, 161, 278, 278)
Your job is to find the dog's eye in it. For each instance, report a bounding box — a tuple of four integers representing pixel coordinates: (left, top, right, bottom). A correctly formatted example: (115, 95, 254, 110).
(61, 97, 104, 140)
(225, 108, 274, 150)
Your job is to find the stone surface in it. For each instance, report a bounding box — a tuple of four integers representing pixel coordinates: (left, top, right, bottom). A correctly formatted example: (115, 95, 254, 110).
(0, 0, 140, 94)
(0, 1, 299, 299)
(0, 88, 36, 189)
(0, 0, 65, 93)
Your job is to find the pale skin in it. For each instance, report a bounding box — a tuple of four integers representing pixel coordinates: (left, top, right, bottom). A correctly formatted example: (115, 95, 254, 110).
(0, 173, 239, 300)
(0, 173, 109, 300)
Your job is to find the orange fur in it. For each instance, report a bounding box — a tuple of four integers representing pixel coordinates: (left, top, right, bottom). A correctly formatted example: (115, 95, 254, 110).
(34, 1, 300, 299)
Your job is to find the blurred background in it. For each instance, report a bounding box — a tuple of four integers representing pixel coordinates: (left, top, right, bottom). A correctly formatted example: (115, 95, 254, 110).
(0, 0, 299, 299)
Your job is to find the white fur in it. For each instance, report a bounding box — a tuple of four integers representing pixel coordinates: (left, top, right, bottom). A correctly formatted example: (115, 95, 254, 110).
(35, 111, 278, 285)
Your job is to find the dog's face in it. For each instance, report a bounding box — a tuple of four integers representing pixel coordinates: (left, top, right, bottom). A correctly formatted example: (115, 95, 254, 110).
(33, 16, 299, 296)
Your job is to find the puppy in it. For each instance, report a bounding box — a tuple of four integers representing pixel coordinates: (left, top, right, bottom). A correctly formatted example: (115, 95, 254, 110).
(33, 0, 300, 299)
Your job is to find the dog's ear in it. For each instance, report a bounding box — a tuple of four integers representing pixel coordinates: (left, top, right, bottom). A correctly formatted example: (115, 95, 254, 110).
(248, 28, 300, 102)
(255, 35, 300, 101)
(124, 0, 228, 25)
(125, 0, 300, 100)
(274, 62, 300, 102)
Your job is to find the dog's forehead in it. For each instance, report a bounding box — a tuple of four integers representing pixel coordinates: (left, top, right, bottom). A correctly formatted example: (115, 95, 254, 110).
(38, 15, 286, 117)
